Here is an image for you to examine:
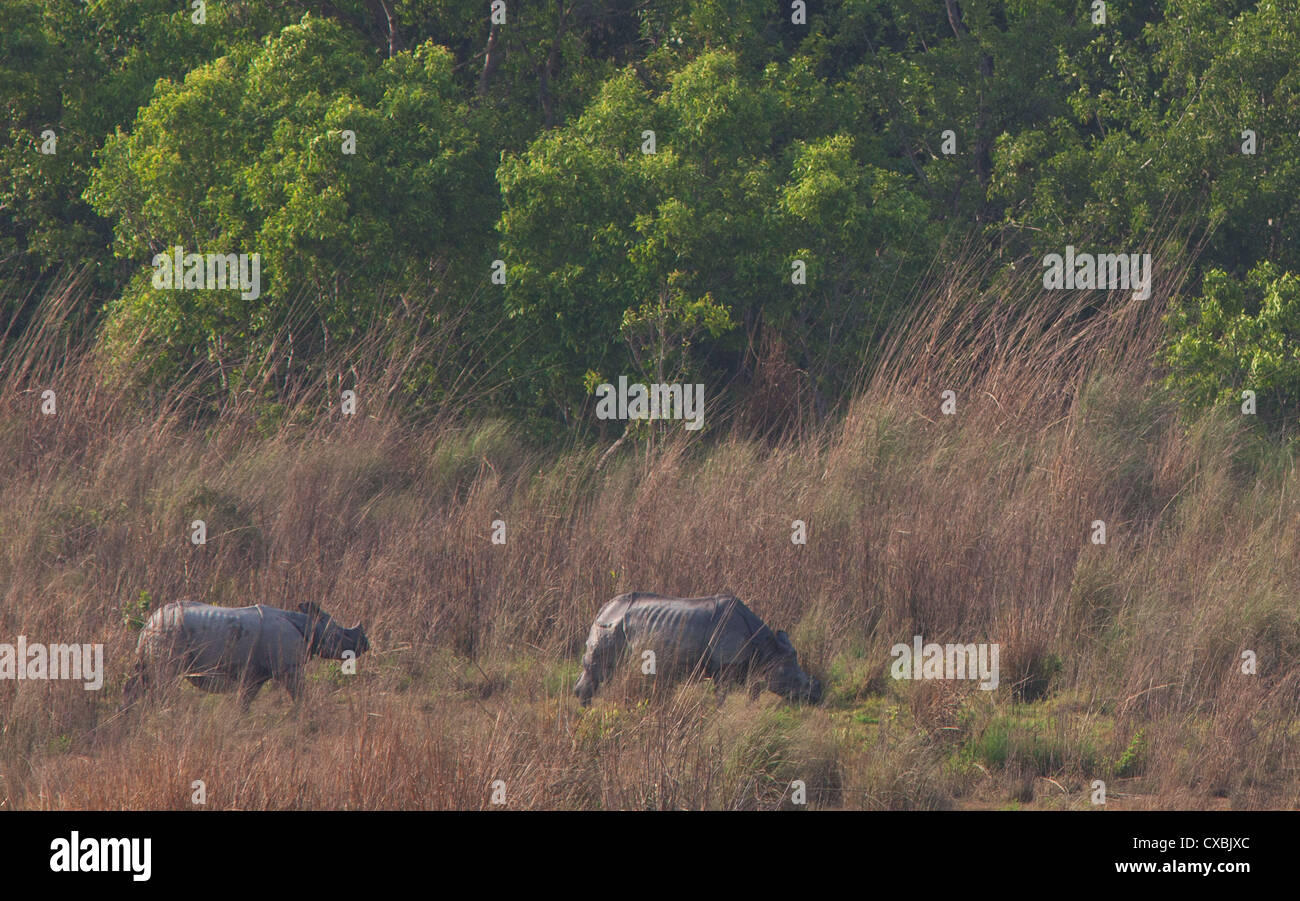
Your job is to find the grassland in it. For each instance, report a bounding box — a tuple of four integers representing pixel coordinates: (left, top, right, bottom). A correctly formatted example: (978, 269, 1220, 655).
(2, 258, 1297, 810)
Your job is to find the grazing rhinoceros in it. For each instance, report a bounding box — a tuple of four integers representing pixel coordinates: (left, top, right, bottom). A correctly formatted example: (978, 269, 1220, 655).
(574, 592, 822, 705)
(123, 601, 370, 710)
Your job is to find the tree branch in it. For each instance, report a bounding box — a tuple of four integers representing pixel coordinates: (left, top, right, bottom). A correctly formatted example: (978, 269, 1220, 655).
(478, 24, 501, 97)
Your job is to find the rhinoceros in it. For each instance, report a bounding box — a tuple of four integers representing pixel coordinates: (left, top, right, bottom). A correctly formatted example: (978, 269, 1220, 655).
(123, 600, 370, 709)
(574, 592, 822, 705)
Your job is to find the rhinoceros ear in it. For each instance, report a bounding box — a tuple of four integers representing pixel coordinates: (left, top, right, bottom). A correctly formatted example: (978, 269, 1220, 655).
(298, 601, 323, 617)
(776, 630, 795, 651)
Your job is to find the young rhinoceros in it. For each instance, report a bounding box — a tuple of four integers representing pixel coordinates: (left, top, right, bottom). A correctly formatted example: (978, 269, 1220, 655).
(123, 601, 369, 710)
(574, 592, 822, 705)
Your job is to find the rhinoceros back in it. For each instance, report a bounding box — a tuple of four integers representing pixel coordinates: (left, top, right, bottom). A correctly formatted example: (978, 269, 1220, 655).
(613, 593, 764, 672)
(178, 603, 263, 680)
(138, 602, 306, 685)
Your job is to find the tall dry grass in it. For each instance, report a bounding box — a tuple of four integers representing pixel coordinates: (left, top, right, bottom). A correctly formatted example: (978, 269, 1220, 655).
(1, 245, 1297, 810)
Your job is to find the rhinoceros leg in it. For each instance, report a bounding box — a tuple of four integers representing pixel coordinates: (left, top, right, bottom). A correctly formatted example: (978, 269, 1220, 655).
(237, 676, 268, 711)
(711, 655, 761, 701)
(703, 659, 757, 706)
(278, 667, 305, 702)
(122, 628, 191, 709)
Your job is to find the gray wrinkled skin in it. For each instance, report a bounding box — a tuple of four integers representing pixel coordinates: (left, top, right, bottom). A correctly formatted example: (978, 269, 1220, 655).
(574, 592, 822, 706)
(123, 601, 369, 710)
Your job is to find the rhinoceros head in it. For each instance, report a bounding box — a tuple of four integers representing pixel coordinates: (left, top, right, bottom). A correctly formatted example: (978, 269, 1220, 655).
(298, 602, 370, 660)
(765, 630, 822, 703)
(574, 669, 595, 706)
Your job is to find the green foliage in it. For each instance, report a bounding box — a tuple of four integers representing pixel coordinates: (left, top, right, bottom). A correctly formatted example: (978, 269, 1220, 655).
(1115, 728, 1149, 778)
(85, 17, 493, 377)
(123, 590, 152, 632)
(994, 0, 1300, 275)
(1, 0, 1298, 437)
(619, 283, 734, 384)
(0, 0, 292, 308)
(963, 705, 1101, 777)
(499, 49, 934, 418)
(1164, 263, 1300, 429)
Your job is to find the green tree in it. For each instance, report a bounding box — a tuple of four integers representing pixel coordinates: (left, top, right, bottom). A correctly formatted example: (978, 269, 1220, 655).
(85, 17, 494, 381)
(1165, 262, 1300, 430)
(498, 49, 935, 422)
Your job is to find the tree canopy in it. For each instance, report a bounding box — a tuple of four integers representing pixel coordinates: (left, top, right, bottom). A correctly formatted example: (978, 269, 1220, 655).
(3, 0, 1298, 432)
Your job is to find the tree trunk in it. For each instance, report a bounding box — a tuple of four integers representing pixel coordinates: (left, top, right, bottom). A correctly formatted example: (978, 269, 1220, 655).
(538, 4, 571, 128)
(478, 24, 501, 98)
(943, 0, 993, 222)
